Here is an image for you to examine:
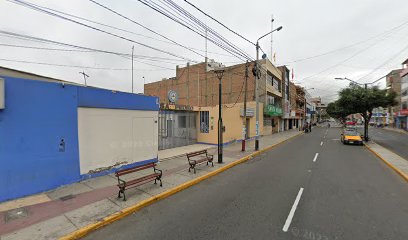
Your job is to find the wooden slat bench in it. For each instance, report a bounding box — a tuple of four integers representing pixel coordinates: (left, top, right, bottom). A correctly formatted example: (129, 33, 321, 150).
(187, 149, 214, 174)
(115, 162, 162, 201)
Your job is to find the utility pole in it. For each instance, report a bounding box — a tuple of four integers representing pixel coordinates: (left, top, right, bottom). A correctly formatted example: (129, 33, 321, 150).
(205, 29, 208, 106)
(143, 76, 145, 93)
(214, 68, 225, 163)
(131, 46, 134, 93)
(79, 70, 89, 86)
(255, 42, 260, 151)
(242, 61, 249, 151)
(254, 25, 283, 151)
(270, 15, 274, 62)
(364, 83, 368, 141)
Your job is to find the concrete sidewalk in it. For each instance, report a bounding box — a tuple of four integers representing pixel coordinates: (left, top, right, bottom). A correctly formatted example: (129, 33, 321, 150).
(365, 141, 408, 181)
(383, 127, 408, 135)
(0, 129, 302, 240)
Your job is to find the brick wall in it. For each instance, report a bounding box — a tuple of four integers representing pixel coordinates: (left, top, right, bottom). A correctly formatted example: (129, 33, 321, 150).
(144, 62, 259, 107)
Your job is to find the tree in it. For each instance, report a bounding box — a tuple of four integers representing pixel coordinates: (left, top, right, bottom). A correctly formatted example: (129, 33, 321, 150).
(326, 101, 351, 123)
(337, 84, 397, 141)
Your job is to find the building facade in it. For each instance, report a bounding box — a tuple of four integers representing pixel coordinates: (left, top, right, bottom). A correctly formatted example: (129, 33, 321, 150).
(145, 60, 285, 149)
(0, 67, 159, 202)
(399, 59, 408, 130)
(386, 69, 403, 126)
(260, 59, 283, 135)
(277, 66, 291, 131)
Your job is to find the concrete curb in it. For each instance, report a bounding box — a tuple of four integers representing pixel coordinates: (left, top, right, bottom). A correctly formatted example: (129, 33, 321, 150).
(383, 127, 408, 135)
(59, 132, 303, 240)
(364, 143, 408, 182)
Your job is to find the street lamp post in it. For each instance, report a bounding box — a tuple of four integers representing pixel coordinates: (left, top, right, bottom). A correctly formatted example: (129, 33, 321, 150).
(215, 68, 225, 163)
(254, 26, 282, 151)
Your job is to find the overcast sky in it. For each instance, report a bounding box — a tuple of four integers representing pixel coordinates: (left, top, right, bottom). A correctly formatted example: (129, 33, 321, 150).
(1, 0, 408, 103)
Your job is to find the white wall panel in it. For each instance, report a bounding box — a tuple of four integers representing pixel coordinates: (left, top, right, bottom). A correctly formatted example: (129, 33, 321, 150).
(78, 107, 158, 174)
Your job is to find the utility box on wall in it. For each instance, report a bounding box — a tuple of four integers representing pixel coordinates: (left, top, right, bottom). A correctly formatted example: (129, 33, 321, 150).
(0, 78, 4, 109)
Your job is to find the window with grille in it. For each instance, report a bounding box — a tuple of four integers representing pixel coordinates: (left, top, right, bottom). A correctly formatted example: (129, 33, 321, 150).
(200, 111, 209, 133)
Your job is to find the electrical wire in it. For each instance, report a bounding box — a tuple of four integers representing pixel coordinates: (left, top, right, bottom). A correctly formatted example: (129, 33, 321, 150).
(356, 42, 408, 83)
(164, 0, 254, 60)
(87, 0, 206, 59)
(134, 0, 253, 61)
(298, 24, 408, 86)
(0, 30, 181, 69)
(8, 0, 199, 63)
(223, 74, 245, 108)
(0, 42, 187, 64)
(282, 18, 408, 65)
(183, 0, 255, 47)
(20, 1, 176, 46)
(0, 57, 173, 71)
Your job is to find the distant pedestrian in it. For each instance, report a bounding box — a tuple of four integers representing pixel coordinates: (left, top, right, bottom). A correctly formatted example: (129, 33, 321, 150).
(309, 123, 312, 132)
(304, 122, 309, 133)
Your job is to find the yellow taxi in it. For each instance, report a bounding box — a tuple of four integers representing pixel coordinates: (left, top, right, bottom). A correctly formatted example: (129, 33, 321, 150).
(341, 129, 363, 145)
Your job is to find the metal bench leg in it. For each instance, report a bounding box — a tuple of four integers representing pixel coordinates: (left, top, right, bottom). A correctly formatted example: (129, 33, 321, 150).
(194, 167, 196, 174)
(212, 161, 214, 167)
(117, 190, 122, 199)
(123, 190, 127, 201)
(156, 176, 163, 187)
(154, 179, 157, 184)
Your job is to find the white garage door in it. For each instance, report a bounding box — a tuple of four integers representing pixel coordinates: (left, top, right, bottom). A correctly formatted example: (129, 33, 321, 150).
(78, 107, 158, 174)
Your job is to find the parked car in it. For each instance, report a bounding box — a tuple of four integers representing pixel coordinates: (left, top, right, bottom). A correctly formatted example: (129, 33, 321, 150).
(341, 129, 363, 145)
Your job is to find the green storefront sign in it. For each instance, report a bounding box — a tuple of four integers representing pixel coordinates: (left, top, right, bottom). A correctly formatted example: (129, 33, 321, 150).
(264, 104, 283, 116)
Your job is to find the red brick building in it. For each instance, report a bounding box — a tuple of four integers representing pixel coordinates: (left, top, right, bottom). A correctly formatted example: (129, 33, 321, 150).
(144, 62, 259, 107)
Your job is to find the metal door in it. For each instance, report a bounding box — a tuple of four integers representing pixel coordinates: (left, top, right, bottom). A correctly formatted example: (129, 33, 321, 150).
(158, 111, 197, 150)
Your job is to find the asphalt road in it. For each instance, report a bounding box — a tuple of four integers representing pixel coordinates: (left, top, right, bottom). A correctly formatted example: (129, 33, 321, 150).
(84, 127, 408, 240)
(368, 128, 408, 160)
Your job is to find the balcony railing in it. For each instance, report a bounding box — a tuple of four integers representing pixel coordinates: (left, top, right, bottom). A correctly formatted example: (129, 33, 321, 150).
(264, 104, 283, 116)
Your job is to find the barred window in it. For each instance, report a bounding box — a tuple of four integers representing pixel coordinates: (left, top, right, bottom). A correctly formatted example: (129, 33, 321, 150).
(200, 111, 209, 133)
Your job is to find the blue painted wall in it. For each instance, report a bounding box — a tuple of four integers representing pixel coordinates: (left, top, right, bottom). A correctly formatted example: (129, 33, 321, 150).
(0, 76, 158, 202)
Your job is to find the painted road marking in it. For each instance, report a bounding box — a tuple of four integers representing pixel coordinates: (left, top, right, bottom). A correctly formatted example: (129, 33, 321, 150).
(320, 141, 323, 146)
(283, 187, 304, 232)
(313, 153, 319, 162)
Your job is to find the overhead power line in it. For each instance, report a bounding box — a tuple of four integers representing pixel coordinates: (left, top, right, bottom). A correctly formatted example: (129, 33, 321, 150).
(183, 0, 255, 46)
(282, 18, 408, 65)
(0, 43, 186, 63)
(87, 0, 205, 59)
(23, 1, 176, 45)
(133, 0, 253, 61)
(25, 0, 235, 61)
(0, 57, 173, 71)
(299, 25, 408, 83)
(163, 0, 254, 60)
(8, 0, 199, 63)
(0, 30, 179, 69)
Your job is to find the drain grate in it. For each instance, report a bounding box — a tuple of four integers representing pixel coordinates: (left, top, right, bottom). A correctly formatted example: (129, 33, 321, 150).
(59, 194, 75, 201)
(5, 207, 29, 223)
